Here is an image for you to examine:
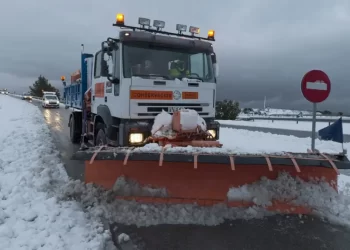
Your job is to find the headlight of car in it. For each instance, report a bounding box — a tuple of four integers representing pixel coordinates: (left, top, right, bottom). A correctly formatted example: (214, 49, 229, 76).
(45, 100, 49, 104)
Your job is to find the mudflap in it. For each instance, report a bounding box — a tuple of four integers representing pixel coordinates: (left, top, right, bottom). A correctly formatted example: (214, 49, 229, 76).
(71, 147, 350, 215)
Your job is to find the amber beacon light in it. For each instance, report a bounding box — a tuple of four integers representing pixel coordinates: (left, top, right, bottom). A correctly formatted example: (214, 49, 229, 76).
(207, 30, 215, 40)
(116, 13, 124, 25)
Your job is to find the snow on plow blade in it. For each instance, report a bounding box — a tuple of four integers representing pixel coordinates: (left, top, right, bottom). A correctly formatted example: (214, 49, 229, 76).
(72, 147, 350, 214)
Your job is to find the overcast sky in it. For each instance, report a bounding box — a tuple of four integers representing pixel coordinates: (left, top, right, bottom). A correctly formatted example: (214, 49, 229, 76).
(1, 0, 350, 112)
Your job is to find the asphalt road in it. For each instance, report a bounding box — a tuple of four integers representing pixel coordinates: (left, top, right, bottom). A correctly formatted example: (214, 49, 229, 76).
(25, 98, 350, 250)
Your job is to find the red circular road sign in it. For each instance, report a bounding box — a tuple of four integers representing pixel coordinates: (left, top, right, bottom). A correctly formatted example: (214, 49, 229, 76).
(301, 70, 331, 103)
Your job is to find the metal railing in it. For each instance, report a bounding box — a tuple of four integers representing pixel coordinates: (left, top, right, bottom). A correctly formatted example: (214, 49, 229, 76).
(237, 116, 350, 124)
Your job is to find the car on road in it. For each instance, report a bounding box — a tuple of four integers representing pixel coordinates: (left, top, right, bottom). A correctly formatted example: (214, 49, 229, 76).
(42, 95, 60, 108)
(21, 93, 32, 100)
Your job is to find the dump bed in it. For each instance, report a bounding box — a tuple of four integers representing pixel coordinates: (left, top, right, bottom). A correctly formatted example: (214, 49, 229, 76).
(63, 53, 93, 109)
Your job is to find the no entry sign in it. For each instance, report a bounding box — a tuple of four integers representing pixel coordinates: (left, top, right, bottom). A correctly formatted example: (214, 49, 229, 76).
(301, 70, 331, 103)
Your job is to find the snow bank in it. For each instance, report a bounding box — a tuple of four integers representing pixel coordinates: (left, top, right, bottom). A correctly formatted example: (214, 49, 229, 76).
(58, 172, 350, 228)
(239, 108, 312, 117)
(58, 181, 272, 227)
(227, 172, 350, 226)
(218, 120, 350, 135)
(112, 176, 168, 197)
(0, 96, 114, 250)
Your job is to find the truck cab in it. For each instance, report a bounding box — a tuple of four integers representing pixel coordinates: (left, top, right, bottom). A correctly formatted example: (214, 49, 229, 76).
(66, 14, 220, 147)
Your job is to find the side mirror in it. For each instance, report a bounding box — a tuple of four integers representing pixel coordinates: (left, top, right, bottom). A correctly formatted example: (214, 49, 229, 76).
(214, 63, 219, 78)
(100, 52, 109, 76)
(211, 53, 219, 78)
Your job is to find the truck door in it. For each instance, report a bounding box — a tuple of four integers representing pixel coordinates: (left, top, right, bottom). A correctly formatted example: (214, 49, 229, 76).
(91, 50, 108, 114)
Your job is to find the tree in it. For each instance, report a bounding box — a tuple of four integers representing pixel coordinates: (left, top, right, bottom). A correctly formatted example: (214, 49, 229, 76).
(215, 99, 240, 120)
(29, 75, 60, 98)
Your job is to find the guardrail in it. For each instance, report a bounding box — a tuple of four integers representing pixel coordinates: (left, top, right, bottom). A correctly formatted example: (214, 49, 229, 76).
(238, 116, 350, 124)
(220, 123, 350, 142)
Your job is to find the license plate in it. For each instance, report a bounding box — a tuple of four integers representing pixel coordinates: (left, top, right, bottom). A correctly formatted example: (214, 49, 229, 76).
(168, 107, 183, 113)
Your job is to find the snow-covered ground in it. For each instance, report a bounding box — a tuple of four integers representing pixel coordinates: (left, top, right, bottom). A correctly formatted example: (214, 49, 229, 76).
(218, 120, 350, 135)
(0, 96, 114, 250)
(238, 108, 349, 120)
(240, 108, 312, 116)
(2, 94, 350, 249)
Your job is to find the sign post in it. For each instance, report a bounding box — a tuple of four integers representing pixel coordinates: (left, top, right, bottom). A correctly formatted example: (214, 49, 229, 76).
(301, 70, 331, 151)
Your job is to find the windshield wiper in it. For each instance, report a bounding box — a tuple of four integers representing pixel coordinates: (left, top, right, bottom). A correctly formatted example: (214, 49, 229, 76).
(132, 74, 170, 80)
(182, 76, 203, 82)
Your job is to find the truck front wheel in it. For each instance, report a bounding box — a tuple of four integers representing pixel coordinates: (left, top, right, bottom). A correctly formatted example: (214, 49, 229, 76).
(95, 123, 107, 146)
(69, 115, 80, 144)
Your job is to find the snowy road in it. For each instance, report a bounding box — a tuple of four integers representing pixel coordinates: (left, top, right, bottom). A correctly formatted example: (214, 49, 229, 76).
(17, 97, 350, 250)
(39, 106, 85, 181)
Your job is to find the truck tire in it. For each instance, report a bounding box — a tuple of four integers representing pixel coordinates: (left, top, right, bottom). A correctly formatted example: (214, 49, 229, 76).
(95, 123, 107, 146)
(69, 115, 80, 144)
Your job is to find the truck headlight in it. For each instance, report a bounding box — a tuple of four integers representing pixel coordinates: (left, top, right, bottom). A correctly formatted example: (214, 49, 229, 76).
(45, 100, 49, 104)
(208, 129, 216, 138)
(129, 133, 144, 144)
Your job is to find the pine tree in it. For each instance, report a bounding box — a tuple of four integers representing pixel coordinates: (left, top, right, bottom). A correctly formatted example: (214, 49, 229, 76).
(29, 75, 60, 98)
(215, 99, 240, 120)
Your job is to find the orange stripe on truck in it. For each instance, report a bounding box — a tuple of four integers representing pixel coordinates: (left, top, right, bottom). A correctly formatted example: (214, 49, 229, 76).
(182, 91, 198, 99)
(130, 90, 173, 100)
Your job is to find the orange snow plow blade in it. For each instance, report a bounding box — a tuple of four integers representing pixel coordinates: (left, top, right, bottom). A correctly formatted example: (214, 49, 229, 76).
(72, 147, 350, 215)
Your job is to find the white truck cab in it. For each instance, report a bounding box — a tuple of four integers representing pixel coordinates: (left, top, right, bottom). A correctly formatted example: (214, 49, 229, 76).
(66, 14, 220, 147)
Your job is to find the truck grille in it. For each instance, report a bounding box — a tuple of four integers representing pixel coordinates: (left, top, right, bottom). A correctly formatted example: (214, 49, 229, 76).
(136, 102, 210, 117)
(49, 102, 57, 104)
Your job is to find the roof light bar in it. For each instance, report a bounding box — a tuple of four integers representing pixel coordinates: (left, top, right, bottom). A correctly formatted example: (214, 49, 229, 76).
(112, 14, 215, 41)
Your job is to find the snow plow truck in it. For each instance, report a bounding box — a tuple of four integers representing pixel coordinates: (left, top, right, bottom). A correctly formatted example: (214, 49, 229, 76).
(64, 14, 350, 214)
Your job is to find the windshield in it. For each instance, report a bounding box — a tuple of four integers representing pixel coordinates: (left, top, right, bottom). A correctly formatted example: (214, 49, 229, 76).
(123, 43, 214, 82)
(45, 95, 57, 100)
